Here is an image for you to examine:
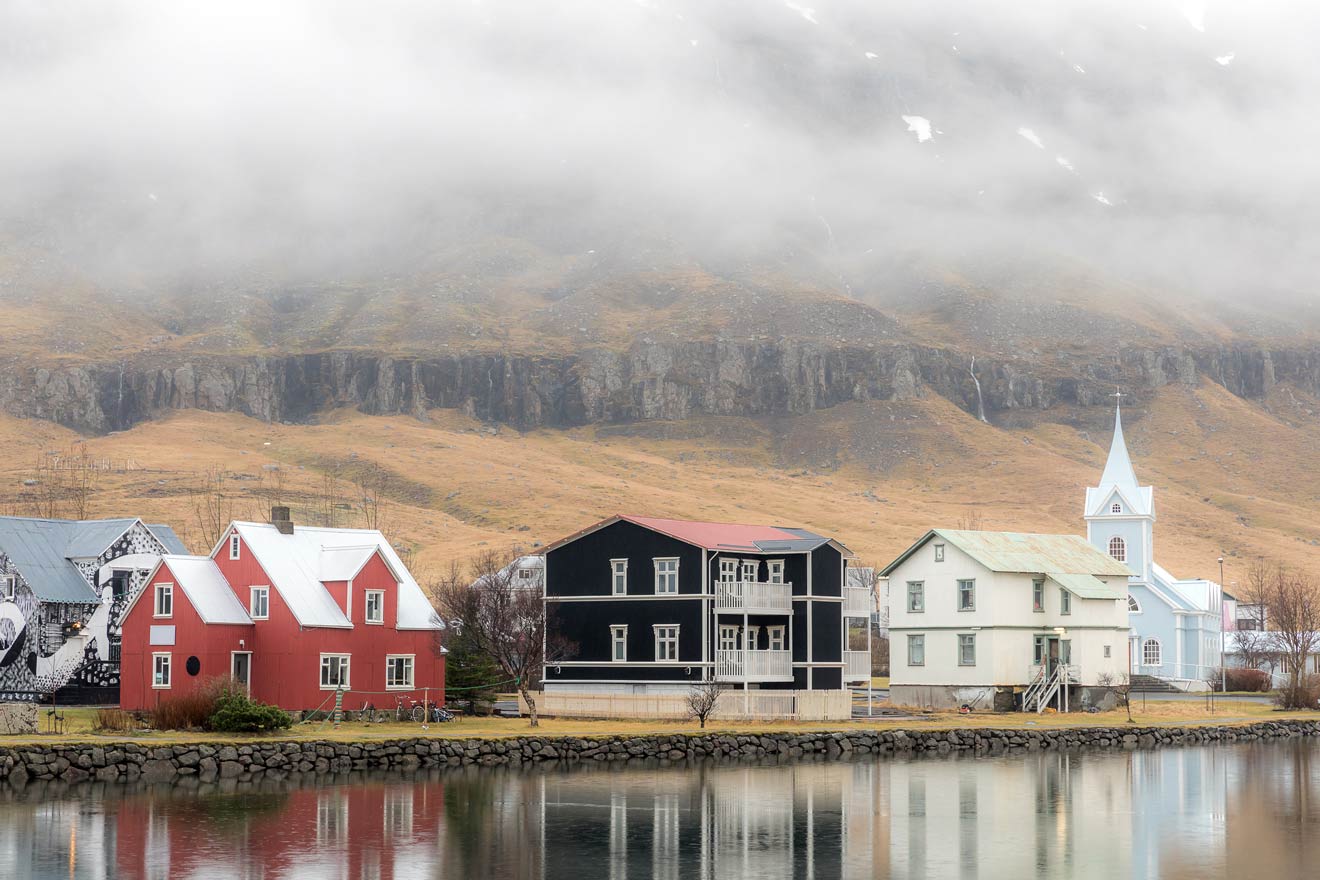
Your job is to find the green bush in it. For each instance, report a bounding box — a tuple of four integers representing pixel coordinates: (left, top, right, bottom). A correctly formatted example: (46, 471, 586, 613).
(207, 693, 293, 733)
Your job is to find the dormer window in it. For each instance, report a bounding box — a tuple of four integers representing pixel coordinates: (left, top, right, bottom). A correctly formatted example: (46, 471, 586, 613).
(1108, 536, 1127, 563)
(1111, 502, 1122, 514)
(229, 534, 241, 560)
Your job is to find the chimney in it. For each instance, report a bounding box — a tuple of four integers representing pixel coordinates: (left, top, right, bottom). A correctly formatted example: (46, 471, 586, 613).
(271, 506, 294, 535)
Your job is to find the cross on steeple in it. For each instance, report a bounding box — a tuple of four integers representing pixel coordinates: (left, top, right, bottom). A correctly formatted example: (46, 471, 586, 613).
(1111, 387, 1125, 407)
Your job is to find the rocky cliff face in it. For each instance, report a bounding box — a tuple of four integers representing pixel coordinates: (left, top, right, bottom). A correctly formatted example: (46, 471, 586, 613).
(1, 342, 1316, 435)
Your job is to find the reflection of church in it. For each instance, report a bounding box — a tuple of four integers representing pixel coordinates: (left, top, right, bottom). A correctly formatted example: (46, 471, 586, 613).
(0, 516, 186, 702)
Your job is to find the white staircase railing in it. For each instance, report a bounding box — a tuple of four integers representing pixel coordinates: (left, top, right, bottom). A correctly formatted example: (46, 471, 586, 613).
(1023, 664, 1078, 713)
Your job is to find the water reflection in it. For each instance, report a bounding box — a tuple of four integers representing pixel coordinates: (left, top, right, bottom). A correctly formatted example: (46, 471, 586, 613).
(3, 742, 1320, 879)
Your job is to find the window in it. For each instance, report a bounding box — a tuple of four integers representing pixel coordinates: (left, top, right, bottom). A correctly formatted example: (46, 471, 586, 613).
(768, 560, 784, 584)
(1128, 595, 1141, 613)
(1108, 536, 1127, 563)
(320, 654, 351, 690)
(907, 634, 925, 666)
(152, 653, 171, 688)
(611, 625, 628, 662)
(718, 625, 740, 652)
(1111, 502, 1122, 514)
(654, 558, 679, 594)
(1033, 635, 1046, 665)
(957, 579, 975, 611)
(767, 625, 786, 651)
(250, 586, 269, 620)
(108, 570, 130, 598)
(364, 590, 384, 624)
(229, 533, 241, 560)
(1032, 579, 1045, 613)
(386, 655, 414, 689)
(654, 625, 679, 661)
(934, 543, 945, 562)
(1142, 638, 1162, 667)
(1103, 645, 1112, 658)
(154, 583, 173, 617)
(517, 568, 535, 581)
(0, 575, 14, 602)
(907, 581, 924, 613)
(1060, 588, 1072, 615)
(741, 560, 757, 582)
(611, 559, 628, 595)
(958, 634, 976, 666)
(718, 559, 737, 583)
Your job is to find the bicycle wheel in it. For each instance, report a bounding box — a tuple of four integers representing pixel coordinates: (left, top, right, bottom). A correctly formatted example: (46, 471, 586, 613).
(410, 706, 425, 722)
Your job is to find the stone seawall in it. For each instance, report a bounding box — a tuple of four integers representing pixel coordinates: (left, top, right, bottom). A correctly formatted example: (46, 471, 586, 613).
(4, 720, 1320, 787)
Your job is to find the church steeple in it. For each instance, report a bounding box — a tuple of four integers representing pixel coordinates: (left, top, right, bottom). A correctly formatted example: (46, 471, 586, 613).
(1098, 404, 1143, 508)
(1085, 396, 1154, 580)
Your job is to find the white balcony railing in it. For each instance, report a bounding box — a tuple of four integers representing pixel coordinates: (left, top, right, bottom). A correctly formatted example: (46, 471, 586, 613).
(715, 649, 793, 682)
(715, 581, 793, 614)
(844, 586, 871, 618)
(844, 650, 870, 682)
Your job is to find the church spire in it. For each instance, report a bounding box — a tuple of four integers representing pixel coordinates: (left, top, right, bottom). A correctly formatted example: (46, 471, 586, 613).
(1098, 400, 1141, 499)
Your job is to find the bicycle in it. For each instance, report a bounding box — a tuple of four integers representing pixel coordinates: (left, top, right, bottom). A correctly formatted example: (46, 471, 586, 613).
(359, 700, 390, 724)
(395, 694, 427, 723)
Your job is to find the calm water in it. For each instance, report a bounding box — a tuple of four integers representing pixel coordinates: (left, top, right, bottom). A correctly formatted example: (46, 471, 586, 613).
(3, 741, 1320, 879)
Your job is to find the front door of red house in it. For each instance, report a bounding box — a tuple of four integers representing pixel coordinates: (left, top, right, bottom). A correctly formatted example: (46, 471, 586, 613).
(231, 652, 252, 693)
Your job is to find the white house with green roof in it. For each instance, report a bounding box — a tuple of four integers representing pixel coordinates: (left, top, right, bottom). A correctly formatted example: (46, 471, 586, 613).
(881, 529, 1132, 710)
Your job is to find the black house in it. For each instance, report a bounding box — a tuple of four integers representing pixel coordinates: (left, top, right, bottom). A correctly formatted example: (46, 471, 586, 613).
(543, 515, 872, 696)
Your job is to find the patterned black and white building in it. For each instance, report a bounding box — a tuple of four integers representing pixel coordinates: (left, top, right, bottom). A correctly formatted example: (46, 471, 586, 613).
(0, 516, 187, 702)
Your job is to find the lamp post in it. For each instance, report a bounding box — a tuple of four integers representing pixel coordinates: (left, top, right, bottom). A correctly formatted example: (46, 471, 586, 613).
(1218, 556, 1226, 694)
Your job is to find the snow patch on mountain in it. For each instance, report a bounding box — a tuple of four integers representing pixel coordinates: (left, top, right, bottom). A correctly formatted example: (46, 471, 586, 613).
(902, 115, 933, 143)
(1056, 156, 1077, 173)
(1017, 127, 1045, 149)
(1092, 191, 1113, 206)
(1216, 52, 1236, 66)
(784, 2, 818, 25)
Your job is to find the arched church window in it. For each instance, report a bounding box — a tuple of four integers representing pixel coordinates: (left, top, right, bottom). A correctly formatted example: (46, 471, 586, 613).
(1108, 536, 1127, 562)
(1111, 502, 1122, 514)
(1142, 638, 1162, 667)
(1128, 595, 1141, 613)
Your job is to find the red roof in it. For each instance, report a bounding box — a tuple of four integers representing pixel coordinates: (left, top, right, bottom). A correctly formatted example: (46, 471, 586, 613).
(544, 514, 850, 555)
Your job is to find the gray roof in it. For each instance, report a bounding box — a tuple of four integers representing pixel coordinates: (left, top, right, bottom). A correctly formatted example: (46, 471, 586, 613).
(147, 524, 189, 555)
(0, 516, 185, 604)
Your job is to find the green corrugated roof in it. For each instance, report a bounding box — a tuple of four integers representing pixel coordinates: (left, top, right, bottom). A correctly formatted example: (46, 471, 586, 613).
(1046, 571, 1126, 600)
(882, 529, 1133, 585)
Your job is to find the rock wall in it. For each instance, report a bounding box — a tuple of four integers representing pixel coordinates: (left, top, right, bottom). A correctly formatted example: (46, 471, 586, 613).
(2, 342, 1318, 434)
(3, 719, 1318, 788)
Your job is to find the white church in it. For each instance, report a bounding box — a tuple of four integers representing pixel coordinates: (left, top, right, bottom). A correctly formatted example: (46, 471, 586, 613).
(1085, 403, 1224, 689)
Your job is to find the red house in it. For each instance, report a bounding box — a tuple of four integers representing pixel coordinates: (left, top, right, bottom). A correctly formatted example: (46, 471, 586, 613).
(119, 509, 445, 712)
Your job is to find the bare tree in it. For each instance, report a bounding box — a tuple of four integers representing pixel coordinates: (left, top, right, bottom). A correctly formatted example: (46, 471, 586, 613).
(19, 444, 102, 520)
(686, 679, 723, 728)
(353, 462, 387, 531)
(61, 443, 100, 519)
(189, 466, 237, 551)
(432, 550, 574, 727)
(318, 462, 345, 528)
(955, 509, 985, 531)
(1097, 672, 1135, 723)
(1246, 561, 1320, 709)
(23, 450, 65, 518)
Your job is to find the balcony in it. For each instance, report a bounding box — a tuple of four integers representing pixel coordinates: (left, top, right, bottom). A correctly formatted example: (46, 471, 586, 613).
(844, 586, 871, 618)
(715, 581, 793, 615)
(844, 651, 870, 683)
(715, 649, 793, 682)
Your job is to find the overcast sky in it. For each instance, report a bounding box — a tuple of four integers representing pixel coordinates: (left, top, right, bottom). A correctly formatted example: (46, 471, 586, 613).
(1, 0, 1315, 302)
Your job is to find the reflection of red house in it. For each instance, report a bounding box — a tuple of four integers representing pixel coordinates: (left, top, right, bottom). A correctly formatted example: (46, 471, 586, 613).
(120, 509, 444, 711)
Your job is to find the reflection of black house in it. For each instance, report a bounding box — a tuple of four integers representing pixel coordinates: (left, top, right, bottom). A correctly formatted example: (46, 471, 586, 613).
(544, 515, 871, 695)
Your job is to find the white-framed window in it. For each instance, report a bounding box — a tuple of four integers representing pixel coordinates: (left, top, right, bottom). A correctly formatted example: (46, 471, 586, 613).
(364, 590, 385, 624)
(907, 634, 925, 666)
(320, 654, 351, 690)
(767, 624, 786, 651)
(153, 583, 173, 618)
(1111, 502, 1123, 514)
(1032, 579, 1045, 613)
(1108, 536, 1127, 562)
(1033, 635, 1046, 666)
(1142, 638, 1162, 667)
(229, 533, 241, 560)
(958, 634, 976, 666)
(611, 625, 628, 662)
(768, 560, 785, 584)
(385, 655, 414, 689)
(250, 586, 269, 620)
(654, 625, 679, 661)
(654, 558, 679, 594)
(957, 579, 975, 611)
(907, 581, 924, 613)
(1060, 588, 1072, 615)
(152, 653, 172, 688)
(1128, 595, 1142, 613)
(0, 575, 15, 602)
(718, 558, 737, 583)
(611, 559, 628, 595)
(1104, 645, 1112, 658)
(934, 544, 945, 563)
(719, 624, 741, 652)
(517, 568, 535, 581)
(740, 560, 757, 583)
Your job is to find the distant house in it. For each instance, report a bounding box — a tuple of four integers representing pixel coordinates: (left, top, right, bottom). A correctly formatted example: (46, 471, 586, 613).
(471, 555, 544, 593)
(0, 516, 186, 703)
(882, 529, 1131, 711)
(119, 508, 444, 712)
(541, 515, 871, 718)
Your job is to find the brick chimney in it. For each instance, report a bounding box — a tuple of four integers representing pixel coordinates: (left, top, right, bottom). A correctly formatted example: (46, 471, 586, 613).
(271, 506, 294, 535)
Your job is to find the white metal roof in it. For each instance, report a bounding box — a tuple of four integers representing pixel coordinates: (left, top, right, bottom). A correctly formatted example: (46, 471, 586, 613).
(229, 522, 442, 630)
(167, 556, 254, 625)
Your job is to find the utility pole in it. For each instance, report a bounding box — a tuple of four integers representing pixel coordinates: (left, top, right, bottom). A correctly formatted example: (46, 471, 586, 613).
(1218, 556, 1227, 694)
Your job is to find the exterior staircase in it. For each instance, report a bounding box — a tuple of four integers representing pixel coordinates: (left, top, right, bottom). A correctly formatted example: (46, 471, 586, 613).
(1129, 674, 1181, 694)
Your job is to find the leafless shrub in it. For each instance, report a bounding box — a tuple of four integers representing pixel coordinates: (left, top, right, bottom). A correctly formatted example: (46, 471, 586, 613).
(686, 679, 722, 728)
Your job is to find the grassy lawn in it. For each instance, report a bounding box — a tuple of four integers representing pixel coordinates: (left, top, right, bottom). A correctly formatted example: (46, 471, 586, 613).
(867, 677, 890, 689)
(2, 701, 1315, 748)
